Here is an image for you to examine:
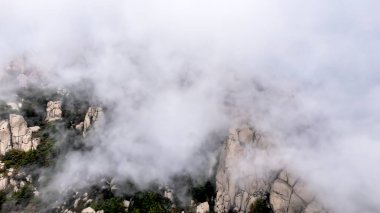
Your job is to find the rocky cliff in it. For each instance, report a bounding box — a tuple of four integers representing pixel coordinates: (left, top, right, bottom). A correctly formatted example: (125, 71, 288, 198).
(215, 128, 271, 212)
(215, 128, 328, 213)
(83, 107, 104, 136)
(0, 97, 331, 212)
(0, 114, 40, 155)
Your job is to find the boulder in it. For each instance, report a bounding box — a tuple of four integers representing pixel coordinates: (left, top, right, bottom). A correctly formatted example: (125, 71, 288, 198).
(81, 207, 96, 213)
(75, 122, 84, 132)
(196, 202, 210, 213)
(123, 200, 130, 208)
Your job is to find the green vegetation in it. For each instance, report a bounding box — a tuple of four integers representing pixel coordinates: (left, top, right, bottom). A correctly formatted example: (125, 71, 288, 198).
(61, 81, 94, 128)
(1, 149, 33, 169)
(12, 185, 34, 207)
(17, 86, 59, 126)
(91, 197, 125, 213)
(0, 190, 7, 208)
(61, 95, 89, 129)
(129, 191, 172, 213)
(191, 181, 214, 203)
(0, 85, 103, 212)
(249, 198, 271, 213)
(1, 138, 56, 169)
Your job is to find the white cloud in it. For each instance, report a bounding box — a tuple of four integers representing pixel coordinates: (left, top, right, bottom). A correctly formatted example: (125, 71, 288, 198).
(1, 0, 380, 212)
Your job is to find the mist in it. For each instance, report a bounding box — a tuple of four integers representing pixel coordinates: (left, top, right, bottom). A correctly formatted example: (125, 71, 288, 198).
(1, 0, 380, 212)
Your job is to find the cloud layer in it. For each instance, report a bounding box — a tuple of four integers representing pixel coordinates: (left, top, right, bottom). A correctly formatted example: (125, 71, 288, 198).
(1, 0, 380, 212)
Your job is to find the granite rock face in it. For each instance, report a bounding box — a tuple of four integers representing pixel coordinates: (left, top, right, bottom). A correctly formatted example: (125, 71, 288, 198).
(196, 202, 210, 213)
(215, 128, 272, 213)
(270, 170, 327, 213)
(83, 107, 104, 136)
(0, 114, 40, 155)
(215, 128, 327, 213)
(10, 114, 40, 151)
(0, 120, 12, 154)
(46, 101, 62, 122)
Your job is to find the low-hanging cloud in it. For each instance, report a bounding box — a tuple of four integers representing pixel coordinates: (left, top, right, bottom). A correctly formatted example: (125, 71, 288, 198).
(1, 0, 380, 212)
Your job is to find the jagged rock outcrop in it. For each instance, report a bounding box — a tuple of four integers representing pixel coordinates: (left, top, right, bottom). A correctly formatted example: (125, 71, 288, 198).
(83, 107, 104, 136)
(10, 114, 40, 151)
(215, 128, 272, 213)
(0, 114, 40, 155)
(270, 170, 327, 213)
(0, 167, 36, 193)
(46, 101, 62, 122)
(215, 128, 327, 213)
(0, 120, 12, 154)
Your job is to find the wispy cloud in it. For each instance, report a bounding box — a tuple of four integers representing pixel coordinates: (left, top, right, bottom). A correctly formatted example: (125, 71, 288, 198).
(1, 0, 380, 212)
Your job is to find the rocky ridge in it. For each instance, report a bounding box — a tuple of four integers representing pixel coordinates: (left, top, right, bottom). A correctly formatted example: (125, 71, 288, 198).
(0, 62, 331, 213)
(215, 127, 328, 213)
(0, 114, 40, 155)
